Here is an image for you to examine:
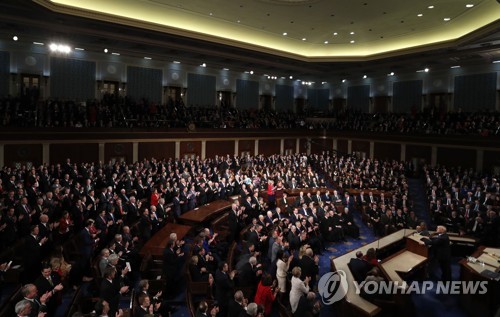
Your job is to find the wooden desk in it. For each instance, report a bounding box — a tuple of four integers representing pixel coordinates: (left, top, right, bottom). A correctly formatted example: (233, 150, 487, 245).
(406, 234, 429, 257)
(178, 200, 232, 225)
(284, 187, 328, 196)
(139, 223, 192, 257)
(330, 229, 415, 317)
(459, 246, 500, 317)
(379, 250, 427, 284)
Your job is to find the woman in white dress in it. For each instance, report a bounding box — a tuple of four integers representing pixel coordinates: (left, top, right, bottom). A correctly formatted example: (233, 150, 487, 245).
(289, 266, 310, 313)
(276, 250, 293, 293)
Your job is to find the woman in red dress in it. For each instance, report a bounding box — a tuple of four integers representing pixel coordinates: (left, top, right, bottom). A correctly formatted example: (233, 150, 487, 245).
(150, 187, 160, 207)
(254, 274, 279, 316)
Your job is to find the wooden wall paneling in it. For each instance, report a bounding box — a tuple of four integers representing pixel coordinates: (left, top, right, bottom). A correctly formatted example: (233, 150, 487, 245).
(4, 144, 42, 167)
(437, 147, 476, 169)
(50, 143, 98, 165)
(337, 139, 348, 155)
(351, 140, 370, 158)
(483, 150, 500, 174)
(138, 142, 176, 161)
(104, 142, 133, 163)
(179, 141, 201, 159)
(310, 138, 331, 154)
(238, 140, 255, 156)
(374, 142, 401, 161)
(259, 139, 281, 156)
(205, 140, 235, 158)
(405, 145, 431, 164)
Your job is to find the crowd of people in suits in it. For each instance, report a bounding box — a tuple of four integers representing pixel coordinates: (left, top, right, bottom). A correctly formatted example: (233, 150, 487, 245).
(1, 94, 499, 136)
(424, 165, 500, 246)
(1, 149, 497, 316)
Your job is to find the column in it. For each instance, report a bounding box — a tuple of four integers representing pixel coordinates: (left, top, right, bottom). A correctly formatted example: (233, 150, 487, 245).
(201, 141, 206, 159)
(132, 142, 138, 163)
(234, 140, 239, 156)
(332, 139, 338, 152)
(476, 149, 484, 173)
(42, 143, 50, 165)
(175, 141, 180, 159)
(255, 140, 259, 156)
(280, 139, 284, 155)
(369, 141, 374, 160)
(98, 143, 105, 163)
(347, 140, 352, 155)
(400, 144, 406, 162)
(431, 146, 437, 167)
(296, 139, 300, 154)
(0, 144, 4, 168)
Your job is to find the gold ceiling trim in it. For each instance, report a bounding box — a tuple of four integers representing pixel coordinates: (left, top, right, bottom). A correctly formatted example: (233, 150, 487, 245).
(36, 0, 500, 62)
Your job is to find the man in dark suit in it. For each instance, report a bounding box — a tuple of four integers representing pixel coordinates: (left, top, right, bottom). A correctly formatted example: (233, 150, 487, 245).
(162, 239, 183, 298)
(21, 283, 50, 317)
(294, 292, 317, 317)
(34, 263, 64, 315)
(100, 267, 129, 317)
(215, 262, 236, 317)
(421, 225, 452, 281)
(348, 251, 372, 283)
(299, 248, 319, 287)
(228, 203, 241, 244)
(227, 290, 246, 317)
(24, 225, 48, 283)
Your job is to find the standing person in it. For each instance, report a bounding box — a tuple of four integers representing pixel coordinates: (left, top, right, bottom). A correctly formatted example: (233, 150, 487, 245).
(289, 267, 310, 314)
(421, 225, 452, 281)
(267, 180, 276, 209)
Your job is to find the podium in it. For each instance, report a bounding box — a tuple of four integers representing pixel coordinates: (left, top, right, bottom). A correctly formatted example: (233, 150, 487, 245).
(405, 234, 428, 257)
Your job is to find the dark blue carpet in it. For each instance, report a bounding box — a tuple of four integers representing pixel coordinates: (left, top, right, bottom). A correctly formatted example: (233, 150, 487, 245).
(408, 177, 435, 230)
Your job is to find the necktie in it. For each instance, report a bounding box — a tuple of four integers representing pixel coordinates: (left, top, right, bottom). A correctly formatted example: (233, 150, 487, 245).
(48, 276, 53, 286)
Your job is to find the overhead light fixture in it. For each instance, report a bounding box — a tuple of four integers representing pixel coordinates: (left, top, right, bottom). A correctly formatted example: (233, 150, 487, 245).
(388, 72, 395, 76)
(302, 38, 306, 41)
(417, 13, 423, 17)
(465, 4, 474, 8)
(333, 32, 338, 36)
(450, 65, 460, 68)
(49, 43, 71, 53)
(223, 68, 229, 70)
(33, 42, 44, 45)
(283, 32, 287, 36)
(324, 41, 329, 44)
(209, 12, 213, 16)
(104, 48, 108, 53)
(237, 20, 241, 23)
(350, 40, 355, 43)
(428, 5, 434, 9)
(250, 71, 254, 74)
(443, 18, 451, 21)
(289, 76, 293, 79)
(342, 79, 346, 83)
(144, 57, 152, 60)
(322, 81, 327, 85)
(492, 60, 500, 64)
(173, 61, 181, 64)
(424, 68, 429, 72)
(111, 52, 120, 56)
(74, 47, 85, 51)
(201, 63, 206, 67)
(350, 32, 355, 35)
(12, 36, 18, 41)
(363, 75, 367, 79)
